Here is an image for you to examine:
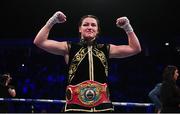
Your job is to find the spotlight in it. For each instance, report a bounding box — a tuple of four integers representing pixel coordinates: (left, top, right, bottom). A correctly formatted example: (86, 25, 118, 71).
(165, 42, 169, 46)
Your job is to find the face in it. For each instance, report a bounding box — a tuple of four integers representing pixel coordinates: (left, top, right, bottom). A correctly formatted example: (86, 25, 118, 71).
(79, 17, 99, 40)
(173, 69, 179, 81)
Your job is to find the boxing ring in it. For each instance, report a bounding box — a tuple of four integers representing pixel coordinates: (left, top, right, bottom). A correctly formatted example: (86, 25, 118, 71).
(0, 98, 154, 112)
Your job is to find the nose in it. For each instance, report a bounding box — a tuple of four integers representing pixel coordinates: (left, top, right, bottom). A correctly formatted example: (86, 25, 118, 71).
(86, 27, 93, 32)
(87, 25, 94, 28)
(87, 27, 91, 30)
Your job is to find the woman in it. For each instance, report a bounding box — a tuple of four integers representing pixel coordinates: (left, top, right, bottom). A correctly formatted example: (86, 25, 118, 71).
(160, 65, 180, 113)
(34, 11, 141, 112)
(0, 73, 16, 112)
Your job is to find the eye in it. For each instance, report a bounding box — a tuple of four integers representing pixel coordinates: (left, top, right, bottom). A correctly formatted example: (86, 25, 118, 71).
(91, 23, 97, 27)
(82, 23, 89, 26)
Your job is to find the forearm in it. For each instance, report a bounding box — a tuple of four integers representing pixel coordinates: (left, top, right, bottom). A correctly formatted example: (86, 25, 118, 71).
(34, 11, 66, 47)
(33, 11, 68, 56)
(127, 32, 141, 53)
(149, 95, 161, 108)
(116, 17, 141, 53)
(33, 25, 51, 45)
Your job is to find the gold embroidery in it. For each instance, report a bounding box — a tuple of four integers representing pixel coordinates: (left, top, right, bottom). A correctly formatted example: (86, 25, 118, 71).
(68, 44, 109, 82)
(68, 47, 88, 83)
(93, 48, 108, 76)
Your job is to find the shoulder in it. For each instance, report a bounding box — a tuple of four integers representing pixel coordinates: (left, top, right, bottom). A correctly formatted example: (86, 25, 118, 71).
(156, 83, 162, 87)
(96, 43, 109, 49)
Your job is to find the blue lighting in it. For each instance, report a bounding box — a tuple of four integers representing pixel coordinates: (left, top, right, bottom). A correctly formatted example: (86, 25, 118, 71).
(57, 75, 65, 82)
(23, 86, 28, 94)
(47, 75, 54, 82)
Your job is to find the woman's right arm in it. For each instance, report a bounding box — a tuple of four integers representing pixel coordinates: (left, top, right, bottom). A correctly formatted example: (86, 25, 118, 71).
(34, 11, 68, 56)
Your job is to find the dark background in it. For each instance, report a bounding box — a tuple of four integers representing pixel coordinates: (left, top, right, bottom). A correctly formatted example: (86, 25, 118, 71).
(0, 0, 180, 112)
(0, 0, 180, 40)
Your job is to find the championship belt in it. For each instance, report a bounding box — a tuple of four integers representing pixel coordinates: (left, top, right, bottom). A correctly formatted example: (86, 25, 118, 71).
(66, 80, 110, 107)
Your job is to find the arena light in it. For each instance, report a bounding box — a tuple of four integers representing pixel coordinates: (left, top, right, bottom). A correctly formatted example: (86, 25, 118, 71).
(165, 42, 169, 46)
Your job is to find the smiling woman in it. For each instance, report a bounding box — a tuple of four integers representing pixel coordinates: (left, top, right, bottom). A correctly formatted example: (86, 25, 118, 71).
(33, 10, 141, 112)
(78, 15, 100, 41)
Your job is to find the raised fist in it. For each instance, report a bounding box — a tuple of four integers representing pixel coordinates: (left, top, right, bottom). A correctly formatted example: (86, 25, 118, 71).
(116, 17, 129, 28)
(116, 17, 133, 33)
(46, 11, 66, 26)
